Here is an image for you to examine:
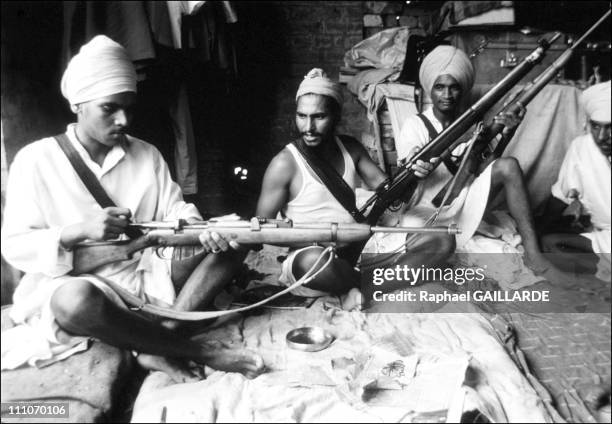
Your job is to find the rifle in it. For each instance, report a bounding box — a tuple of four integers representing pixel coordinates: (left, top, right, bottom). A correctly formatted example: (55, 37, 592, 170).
(359, 31, 564, 225)
(430, 9, 611, 208)
(72, 218, 460, 275)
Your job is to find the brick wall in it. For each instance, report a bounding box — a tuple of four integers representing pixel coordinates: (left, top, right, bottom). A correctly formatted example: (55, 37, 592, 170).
(224, 1, 369, 214)
(362, 1, 440, 37)
(274, 1, 364, 75)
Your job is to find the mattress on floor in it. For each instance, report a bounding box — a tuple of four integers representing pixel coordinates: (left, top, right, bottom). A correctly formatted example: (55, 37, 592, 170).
(131, 299, 555, 423)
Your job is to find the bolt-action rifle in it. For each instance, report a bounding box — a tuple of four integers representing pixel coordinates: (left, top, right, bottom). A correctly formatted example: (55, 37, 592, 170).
(359, 9, 610, 225)
(430, 10, 611, 208)
(72, 217, 460, 275)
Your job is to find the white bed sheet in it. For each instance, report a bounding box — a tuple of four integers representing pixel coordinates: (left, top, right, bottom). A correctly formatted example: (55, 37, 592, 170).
(131, 299, 553, 423)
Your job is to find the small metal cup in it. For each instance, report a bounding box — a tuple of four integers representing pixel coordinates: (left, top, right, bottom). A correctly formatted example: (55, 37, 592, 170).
(286, 327, 334, 352)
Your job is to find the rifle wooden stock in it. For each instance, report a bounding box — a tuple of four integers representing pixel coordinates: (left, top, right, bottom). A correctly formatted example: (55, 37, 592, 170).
(71, 221, 459, 275)
(72, 236, 156, 276)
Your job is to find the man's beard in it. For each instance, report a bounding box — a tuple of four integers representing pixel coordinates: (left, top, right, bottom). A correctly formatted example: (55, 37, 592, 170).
(300, 132, 327, 147)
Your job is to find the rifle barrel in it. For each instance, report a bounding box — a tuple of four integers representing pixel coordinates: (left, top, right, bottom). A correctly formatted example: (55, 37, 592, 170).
(570, 9, 611, 49)
(547, 32, 563, 45)
(361, 10, 611, 225)
(360, 32, 560, 224)
(371, 225, 460, 234)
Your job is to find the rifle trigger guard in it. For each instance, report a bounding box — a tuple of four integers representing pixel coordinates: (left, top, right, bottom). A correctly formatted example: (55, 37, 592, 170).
(155, 246, 172, 260)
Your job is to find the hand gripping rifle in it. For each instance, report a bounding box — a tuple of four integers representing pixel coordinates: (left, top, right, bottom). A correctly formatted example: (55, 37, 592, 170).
(358, 28, 576, 225)
(430, 9, 611, 208)
(72, 218, 459, 321)
(72, 217, 460, 275)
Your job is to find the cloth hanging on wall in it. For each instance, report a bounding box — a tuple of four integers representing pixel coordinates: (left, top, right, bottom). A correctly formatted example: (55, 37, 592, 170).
(169, 84, 198, 194)
(62, 1, 156, 68)
(147, 1, 240, 198)
(149, 1, 238, 73)
(61, 1, 240, 195)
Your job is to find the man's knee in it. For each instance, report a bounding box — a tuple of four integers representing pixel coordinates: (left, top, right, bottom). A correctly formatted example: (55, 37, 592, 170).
(50, 280, 106, 328)
(493, 157, 522, 180)
(292, 247, 330, 278)
(411, 233, 456, 255)
(293, 247, 355, 294)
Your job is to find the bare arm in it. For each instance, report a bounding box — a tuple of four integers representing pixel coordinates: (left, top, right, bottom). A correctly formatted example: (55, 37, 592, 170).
(343, 138, 388, 189)
(256, 149, 296, 218)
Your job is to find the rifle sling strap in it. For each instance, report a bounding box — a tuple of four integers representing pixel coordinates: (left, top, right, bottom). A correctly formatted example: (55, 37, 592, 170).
(54, 133, 143, 239)
(84, 244, 331, 321)
(291, 136, 366, 222)
(417, 114, 459, 175)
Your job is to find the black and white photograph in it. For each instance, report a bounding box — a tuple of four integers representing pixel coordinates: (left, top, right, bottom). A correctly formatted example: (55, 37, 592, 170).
(1, 1, 610, 422)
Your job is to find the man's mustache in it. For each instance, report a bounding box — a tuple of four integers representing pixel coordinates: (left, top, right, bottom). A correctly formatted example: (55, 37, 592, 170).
(301, 132, 323, 137)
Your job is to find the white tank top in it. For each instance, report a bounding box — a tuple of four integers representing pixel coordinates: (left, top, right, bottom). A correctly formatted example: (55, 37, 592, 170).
(283, 137, 360, 224)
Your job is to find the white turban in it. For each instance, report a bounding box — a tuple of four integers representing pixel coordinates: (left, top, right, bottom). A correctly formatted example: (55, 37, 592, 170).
(582, 81, 611, 123)
(61, 35, 137, 106)
(419, 45, 474, 100)
(296, 68, 343, 107)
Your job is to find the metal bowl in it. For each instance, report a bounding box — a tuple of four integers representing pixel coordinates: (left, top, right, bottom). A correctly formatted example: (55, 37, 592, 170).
(286, 327, 334, 352)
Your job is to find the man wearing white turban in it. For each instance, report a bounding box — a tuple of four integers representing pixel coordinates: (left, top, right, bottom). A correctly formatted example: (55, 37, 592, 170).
(541, 81, 611, 281)
(1, 35, 264, 381)
(255, 68, 454, 302)
(395, 45, 573, 285)
(418, 45, 475, 104)
(60, 35, 138, 106)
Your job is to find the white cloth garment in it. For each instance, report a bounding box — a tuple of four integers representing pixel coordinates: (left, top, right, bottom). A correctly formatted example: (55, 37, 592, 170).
(278, 245, 330, 298)
(581, 80, 611, 123)
(1, 124, 201, 369)
(166, 1, 207, 48)
(282, 137, 359, 224)
(418, 45, 474, 102)
(396, 108, 471, 207)
(60, 35, 137, 106)
(130, 305, 553, 423)
(296, 68, 344, 107)
(278, 137, 360, 296)
(551, 133, 611, 279)
(392, 107, 492, 248)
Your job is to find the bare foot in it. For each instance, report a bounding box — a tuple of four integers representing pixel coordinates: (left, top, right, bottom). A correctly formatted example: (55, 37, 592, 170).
(525, 256, 576, 288)
(341, 288, 363, 311)
(160, 318, 218, 337)
(136, 353, 204, 383)
(199, 347, 265, 379)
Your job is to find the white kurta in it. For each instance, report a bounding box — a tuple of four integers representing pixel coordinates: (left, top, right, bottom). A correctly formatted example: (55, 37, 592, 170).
(392, 108, 492, 248)
(551, 133, 611, 275)
(1, 124, 201, 368)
